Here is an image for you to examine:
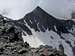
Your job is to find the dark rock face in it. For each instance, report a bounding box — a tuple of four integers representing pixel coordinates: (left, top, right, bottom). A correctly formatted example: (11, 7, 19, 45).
(8, 6, 75, 35)
(23, 7, 75, 34)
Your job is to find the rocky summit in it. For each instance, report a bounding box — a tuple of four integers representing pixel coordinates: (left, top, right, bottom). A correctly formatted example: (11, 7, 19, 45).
(0, 14, 67, 56)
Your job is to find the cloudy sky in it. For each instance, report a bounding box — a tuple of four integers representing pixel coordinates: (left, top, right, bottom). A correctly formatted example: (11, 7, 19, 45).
(0, 0, 38, 20)
(0, 0, 75, 20)
(39, 0, 75, 20)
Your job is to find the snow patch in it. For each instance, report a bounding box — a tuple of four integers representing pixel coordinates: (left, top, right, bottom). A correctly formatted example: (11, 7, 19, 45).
(22, 21, 74, 56)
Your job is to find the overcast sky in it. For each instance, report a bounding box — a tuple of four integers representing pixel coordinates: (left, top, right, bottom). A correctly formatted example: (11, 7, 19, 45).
(0, 0, 75, 20)
(39, 0, 75, 20)
(0, 0, 38, 20)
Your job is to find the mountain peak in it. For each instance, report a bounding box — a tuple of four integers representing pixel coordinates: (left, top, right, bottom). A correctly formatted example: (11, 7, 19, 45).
(33, 6, 50, 16)
(34, 6, 43, 11)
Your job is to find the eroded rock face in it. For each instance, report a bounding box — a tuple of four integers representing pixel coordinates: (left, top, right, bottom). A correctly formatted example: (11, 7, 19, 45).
(0, 15, 31, 56)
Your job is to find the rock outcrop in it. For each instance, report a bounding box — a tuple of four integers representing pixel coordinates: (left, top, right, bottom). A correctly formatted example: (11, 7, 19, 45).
(0, 15, 31, 56)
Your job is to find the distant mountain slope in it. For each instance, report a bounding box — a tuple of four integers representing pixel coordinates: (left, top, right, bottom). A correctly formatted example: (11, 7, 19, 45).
(7, 6, 75, 56)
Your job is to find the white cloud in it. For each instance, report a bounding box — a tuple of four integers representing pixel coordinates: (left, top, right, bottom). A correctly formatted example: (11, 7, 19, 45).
(39, 0, 75, 20)
(0, 0, 38, 20)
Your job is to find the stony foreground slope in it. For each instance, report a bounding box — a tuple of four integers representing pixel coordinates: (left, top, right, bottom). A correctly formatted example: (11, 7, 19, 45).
(7, 6, 75, 56)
